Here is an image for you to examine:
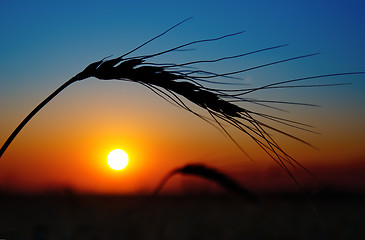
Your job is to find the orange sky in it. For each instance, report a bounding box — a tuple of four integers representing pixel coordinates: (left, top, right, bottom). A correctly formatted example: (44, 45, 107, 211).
(1, 81, 364, 194)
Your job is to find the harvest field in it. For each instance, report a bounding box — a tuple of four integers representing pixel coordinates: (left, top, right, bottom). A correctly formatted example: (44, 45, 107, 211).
(0, 192, 364, 239)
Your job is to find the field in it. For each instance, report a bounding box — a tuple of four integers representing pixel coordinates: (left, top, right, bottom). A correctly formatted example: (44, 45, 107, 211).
(0, 192, 364, 239)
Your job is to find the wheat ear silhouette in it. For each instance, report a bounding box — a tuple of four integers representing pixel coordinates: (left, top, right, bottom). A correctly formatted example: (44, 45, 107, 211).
(153, 163, 259, 204)
(1, 18, 364, 186)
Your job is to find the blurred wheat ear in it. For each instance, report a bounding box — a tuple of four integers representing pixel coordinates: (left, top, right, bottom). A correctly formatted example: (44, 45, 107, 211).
(1, 17, 364, 187)
(153, 163, 259, 204)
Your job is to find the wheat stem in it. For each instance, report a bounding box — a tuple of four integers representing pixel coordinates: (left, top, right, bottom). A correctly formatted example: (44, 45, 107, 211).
(0, 77, 79, 159)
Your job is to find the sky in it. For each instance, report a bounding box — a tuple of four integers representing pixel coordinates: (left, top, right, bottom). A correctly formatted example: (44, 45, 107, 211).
(0, 0, 365, 194)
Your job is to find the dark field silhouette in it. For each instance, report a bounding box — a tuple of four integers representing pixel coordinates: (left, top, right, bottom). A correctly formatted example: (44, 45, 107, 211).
(0, 193, 364, 239)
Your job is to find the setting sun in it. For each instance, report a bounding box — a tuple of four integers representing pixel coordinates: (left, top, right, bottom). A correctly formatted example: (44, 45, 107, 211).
(107, 149, 129, 170)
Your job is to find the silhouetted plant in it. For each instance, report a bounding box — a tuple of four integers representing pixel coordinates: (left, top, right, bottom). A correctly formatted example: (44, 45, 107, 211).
(1, 18, 364, 186)
(154, 163, 259, 204)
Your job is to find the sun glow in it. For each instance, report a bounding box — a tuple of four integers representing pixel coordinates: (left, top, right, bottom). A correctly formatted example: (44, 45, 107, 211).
(107, 149, 129, 170)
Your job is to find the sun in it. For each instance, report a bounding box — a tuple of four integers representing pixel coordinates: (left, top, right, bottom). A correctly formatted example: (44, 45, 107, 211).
(107, 149, 129, 170)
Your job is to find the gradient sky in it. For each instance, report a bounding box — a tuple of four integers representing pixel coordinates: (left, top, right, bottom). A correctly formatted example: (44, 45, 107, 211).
(1, 0, 365, 194)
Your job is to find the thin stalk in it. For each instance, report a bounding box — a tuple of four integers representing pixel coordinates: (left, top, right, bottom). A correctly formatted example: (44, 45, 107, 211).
(0, 77, 79, 159)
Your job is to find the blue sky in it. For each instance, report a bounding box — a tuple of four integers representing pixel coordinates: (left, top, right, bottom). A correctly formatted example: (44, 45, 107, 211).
(1, 0, 365, 89)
